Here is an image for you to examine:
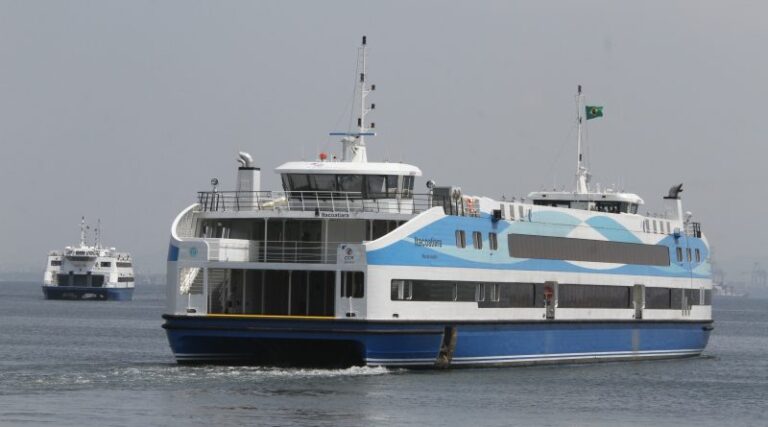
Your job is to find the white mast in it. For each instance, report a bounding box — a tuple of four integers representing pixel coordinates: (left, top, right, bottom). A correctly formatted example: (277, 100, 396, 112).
(575, 85, 589, 194)
(332, 35, 376, 162)
(79, 216, 87, 247)
(95, 218, 101, 249)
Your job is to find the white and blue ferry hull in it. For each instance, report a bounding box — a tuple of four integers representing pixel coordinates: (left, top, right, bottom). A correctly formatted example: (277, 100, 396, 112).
(162, 315, 712, 367)
(42, 285, 134, 301)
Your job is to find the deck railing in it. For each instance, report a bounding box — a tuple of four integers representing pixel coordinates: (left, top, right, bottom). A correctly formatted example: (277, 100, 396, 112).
(197, 190, 444, 215)
(202, 238, 350, 264)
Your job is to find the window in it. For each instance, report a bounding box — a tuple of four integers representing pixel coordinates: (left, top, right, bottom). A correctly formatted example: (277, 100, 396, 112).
(310, 174, 338, 192)
(365, 175, 386, 198)
(643, 219, 650, 233)
(402, 176, 415, 197)
(558, 284, 630, 308)
(475, 283, 485, 302)
(455, 230, 466, 248)
(489, 233, 498, 251)
(337, 175, 363, 193)
(666, 222, 671, 234)
(695, 249, 701, 263)
(116, 262, 132, 268)
(117, 276, 134, 283)
(646, 287, 672, 309)
(687, 248, 692, 262)
(676, 247, 683, 263)
(518, 205, 525, 221)
(100, 261, 112, 267)
(390, 279, 412, 300)
(288, 174, 311, 191)
(652, 220, 657, 233)
(341, 271, 364, 298)
(472, 231, 483, 250)
(508, 234, 671, 266)
(489, 284, 500, 302)
(50, 260, 62, 266)
(509, 205, 516, 220)
(386, 175, 399, 196)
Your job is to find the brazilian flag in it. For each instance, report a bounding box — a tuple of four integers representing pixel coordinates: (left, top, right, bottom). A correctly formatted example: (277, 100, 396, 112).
(586, 105, 603, 120)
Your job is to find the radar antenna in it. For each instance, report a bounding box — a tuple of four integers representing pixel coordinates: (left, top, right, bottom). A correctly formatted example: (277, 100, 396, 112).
(330, 35, 376, 162)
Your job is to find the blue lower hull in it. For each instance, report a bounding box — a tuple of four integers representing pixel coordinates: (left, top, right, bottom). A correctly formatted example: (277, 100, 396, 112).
(162, 315, 712, 368)
(42, 285, 134, 301)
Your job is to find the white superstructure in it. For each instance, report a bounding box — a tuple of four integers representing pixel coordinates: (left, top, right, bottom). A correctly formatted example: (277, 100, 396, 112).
(43, 217, 135, 301)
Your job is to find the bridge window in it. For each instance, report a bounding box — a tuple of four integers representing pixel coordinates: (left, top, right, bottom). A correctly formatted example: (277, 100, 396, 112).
(50, 260, 62, 266)
(337, 175, 363, 193)
(695, 249, 701, 262)
(687, 248, 692, 262)
(676, 247, 683, 262)
(509, 205, 516, 220)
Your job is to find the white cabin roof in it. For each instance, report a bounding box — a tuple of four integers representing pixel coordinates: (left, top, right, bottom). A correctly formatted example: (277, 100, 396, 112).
(275, 161, 422, 176)
(527, 190, 644, 205)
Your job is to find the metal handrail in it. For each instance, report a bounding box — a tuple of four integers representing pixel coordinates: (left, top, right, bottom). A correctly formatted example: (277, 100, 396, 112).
(197, 190, 444, 214)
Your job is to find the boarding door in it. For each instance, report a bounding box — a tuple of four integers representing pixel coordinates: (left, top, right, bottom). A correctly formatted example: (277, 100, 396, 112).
(544, 281, 557, 320)
(633, 284, 645, 320)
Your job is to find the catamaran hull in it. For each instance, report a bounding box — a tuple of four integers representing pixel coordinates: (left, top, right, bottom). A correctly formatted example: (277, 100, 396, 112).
(42, 285, 134, 301)
(162, 315, 712, 368)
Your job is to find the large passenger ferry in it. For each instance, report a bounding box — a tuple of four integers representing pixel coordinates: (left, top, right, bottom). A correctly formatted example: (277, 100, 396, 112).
(162, 37, 712, 367)
(43, 217, 135, 301)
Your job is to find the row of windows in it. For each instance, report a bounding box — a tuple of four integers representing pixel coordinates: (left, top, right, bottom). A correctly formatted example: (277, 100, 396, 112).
(452, 230, 702, 267)
(282, 174, 415, 198)
(391, 279, 712, 309)
(675, 247, 701, 263)
(117, 276, 135, 283)
(455, 230, 499, 251)
(51, 260, 132, 268)
(643, 218, 672, 235)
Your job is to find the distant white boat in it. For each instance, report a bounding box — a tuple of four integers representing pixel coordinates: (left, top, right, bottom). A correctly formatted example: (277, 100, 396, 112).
(42, 217, 135, 301)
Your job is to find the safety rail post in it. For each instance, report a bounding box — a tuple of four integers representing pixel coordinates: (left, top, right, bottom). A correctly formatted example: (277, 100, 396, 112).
(331, 192, 336, 212)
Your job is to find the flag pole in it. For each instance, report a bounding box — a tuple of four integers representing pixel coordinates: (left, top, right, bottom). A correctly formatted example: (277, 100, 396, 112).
(575, 85, 587, 194)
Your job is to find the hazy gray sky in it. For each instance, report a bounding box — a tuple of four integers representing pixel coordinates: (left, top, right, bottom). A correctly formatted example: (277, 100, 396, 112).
(1, 1, 766, 277)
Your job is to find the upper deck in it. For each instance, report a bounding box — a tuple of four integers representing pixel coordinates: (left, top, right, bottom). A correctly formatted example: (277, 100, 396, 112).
(196, 189, 438, 218)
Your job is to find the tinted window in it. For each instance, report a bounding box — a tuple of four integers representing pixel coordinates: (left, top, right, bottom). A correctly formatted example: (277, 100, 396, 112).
(508, 234, 670, 266)
(559, 284, 630, 308)
(455, 230, 466, 248)
(341, 271, 364, 298)
(337, 175, 363, 193)
(366, 175, 386, 198)
(489, 232, 498, 250)
(473, 231, 482, 250)
(289, 174, 311, 191)
(310, 174, 338, 191)
(646, 287, 672, 309)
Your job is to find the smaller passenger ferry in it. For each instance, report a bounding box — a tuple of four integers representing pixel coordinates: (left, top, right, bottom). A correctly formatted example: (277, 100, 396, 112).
(42, 217, 135, 301)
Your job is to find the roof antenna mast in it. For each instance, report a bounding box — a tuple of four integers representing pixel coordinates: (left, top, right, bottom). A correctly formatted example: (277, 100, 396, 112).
(575, 85, 589, 194)
(330, 35, 376, 162)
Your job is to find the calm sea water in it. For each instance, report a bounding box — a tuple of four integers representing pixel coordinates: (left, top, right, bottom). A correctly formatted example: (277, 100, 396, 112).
(0, 281, 766, 427)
